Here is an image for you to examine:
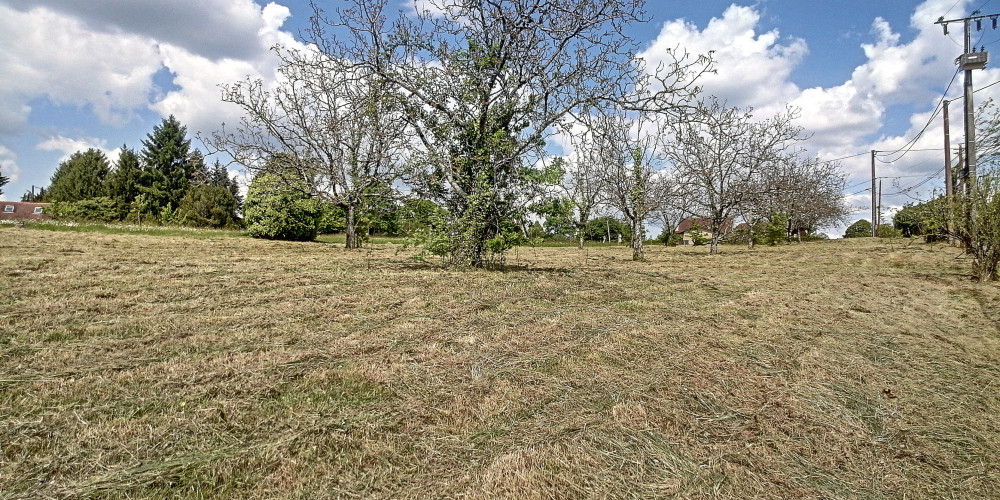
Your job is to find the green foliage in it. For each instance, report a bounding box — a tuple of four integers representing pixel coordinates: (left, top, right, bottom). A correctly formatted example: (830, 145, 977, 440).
(48, 197, 120, 223)
(656, 228, 682, 246)
(21, 187, 47, 202)
(876, 224, 902, 238)
(206, 160, 243, 210)
(317, 204, 347, 234)
(927, 175, 1000, 281)
(244, 172, 319, 241)
(532, 197, 576, 238)
(844, 219, 872, 238)
(358, 186, 402, 237)
(46, 149, 111, 202)
(177, 185, 241, 229)
(0, 164, 8, 197)
(398, 198, 448, 235)
(105, 146, 144, 210)
(687, 222, 711, 246)
(583, 216, 631, 242)
(140, 115, 193, 210)
(764, 213, 789, 246)
(893, 200, 946, 239)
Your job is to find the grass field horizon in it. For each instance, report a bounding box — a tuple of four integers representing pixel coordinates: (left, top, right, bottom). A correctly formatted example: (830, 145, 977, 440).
(2, 226, 998, 498)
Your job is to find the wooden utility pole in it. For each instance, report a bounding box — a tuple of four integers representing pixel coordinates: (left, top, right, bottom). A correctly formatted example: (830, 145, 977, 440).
(871, 150, 877, 237)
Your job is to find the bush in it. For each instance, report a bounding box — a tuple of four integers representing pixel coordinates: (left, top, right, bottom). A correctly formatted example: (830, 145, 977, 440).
(876, 224, 902, 238)
(844, 219, 872, 238)
(244, 173, 320, 241)
(48, 197, 121, 223)
(763, 213, 788, 246)
(656, 229, 682, 246)
(584, 216, 630, 242)
(317, 204, 347, 234)
(177, 185, 240, 228)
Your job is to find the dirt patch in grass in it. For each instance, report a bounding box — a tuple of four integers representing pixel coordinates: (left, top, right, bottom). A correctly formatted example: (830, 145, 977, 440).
(1, 227, 998, 498)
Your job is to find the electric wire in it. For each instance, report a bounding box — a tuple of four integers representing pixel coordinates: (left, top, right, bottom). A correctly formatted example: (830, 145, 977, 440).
(876, 69, 960, 162)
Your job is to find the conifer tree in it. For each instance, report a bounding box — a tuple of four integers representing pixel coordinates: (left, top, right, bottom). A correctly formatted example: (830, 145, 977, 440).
(46, 148, 110, 202)
(105, 146, 143, 209)
(141, 115, 192, 210)
(0, 164, 9, 197)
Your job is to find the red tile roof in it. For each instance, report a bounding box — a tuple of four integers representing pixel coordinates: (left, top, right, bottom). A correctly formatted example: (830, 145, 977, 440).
(1, 201, 53, 221)
(675, 217, 735, 234)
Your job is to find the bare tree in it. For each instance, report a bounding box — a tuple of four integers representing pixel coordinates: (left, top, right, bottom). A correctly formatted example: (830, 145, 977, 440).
(307, 0, 710, 266)
(554, 126, 611, 249)
(667, 98, 804, 254)
(592, 110, 668, 260)
(209, 46, 405, 249)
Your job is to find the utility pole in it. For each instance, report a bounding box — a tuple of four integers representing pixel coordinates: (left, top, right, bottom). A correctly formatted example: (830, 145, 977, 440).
(936, 12, 996, 191)
(943, 101, 955, 244)
(943, 99, 954, 199)
(871, 150, 877, 237)
(878, 179, 883, 233)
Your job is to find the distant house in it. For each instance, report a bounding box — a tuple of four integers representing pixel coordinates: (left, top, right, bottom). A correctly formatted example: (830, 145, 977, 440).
(675, 217, 734, 245)
(0, 201, 53, 221)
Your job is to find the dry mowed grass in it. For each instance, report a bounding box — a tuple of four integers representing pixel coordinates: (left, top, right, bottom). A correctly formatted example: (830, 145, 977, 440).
(2, 226, 999, 499)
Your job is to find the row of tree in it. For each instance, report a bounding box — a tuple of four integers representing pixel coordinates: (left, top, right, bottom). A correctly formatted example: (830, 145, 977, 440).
(205, 0, 848, 266)
(26, 116, 242, 228)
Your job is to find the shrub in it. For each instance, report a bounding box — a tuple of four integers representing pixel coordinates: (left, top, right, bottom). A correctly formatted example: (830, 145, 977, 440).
(876, 224, 902, 238)
(48, 197, 121, 223)
(317, 204, 347, 234)
(844, 219, 872, 238)
(244, 173, 319, 241)
(763, 213, 789, 246)
(177, 185, 240, 228)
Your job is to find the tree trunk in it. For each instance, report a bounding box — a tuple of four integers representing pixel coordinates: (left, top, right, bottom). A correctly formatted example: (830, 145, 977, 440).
(631, 219, 644, 260)
(578, 233, 585, 250)
(710, 235, 720, 254)
(345, 204, 359, 249)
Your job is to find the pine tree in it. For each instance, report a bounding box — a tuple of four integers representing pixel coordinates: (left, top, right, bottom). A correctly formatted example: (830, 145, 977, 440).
(140, 115, 192, 211)
(0, 164, 9, 197)
(46, 149, 110, 202)
(105, 146, 143, 208)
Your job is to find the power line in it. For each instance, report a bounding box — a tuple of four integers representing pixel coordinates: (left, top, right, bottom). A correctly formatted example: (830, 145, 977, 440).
(878, 69, 960, 162)
(975, 78, 1000, 93)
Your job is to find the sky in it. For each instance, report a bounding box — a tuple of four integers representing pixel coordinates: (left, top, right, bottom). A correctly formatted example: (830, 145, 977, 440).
(1, 0, 999, 236)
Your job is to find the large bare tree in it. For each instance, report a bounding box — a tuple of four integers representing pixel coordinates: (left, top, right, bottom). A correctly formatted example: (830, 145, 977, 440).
(210, 46, 405, 249)
(591, 110, 669, 260)
(309, 0, 710, 266)
(667, 98, 803, 254)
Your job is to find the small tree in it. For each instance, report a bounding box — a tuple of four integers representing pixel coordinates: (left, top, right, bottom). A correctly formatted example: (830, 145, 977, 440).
(668, 99, 805, 254)
(244, 172, 319, 241)
(926, 175, 1000, 281)
(46, 149, 110, 202)
(844, 219, 872, 238)
(763, 212, 789, 246)
(177, 185, 240, 228)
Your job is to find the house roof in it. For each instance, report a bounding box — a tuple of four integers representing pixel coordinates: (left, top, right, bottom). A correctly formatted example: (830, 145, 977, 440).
(1, 201, 53, 221)
(675, 217, 735, 234)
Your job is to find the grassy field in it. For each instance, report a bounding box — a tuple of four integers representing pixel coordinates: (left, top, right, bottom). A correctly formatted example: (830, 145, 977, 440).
(2, 225, 998, 499)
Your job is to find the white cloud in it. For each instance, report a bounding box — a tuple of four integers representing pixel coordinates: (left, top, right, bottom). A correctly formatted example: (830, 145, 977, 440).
(36, 136, 115, 162)
(2, 0, 272, 61)
(0, 145, 21, 189)
(150, 3, 305, 140)
(640, 5, 807, 112)
(0, 4, 161, 128)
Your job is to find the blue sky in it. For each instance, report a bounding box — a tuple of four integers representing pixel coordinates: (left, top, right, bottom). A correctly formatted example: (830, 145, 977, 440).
(1, 0, 998, 235)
